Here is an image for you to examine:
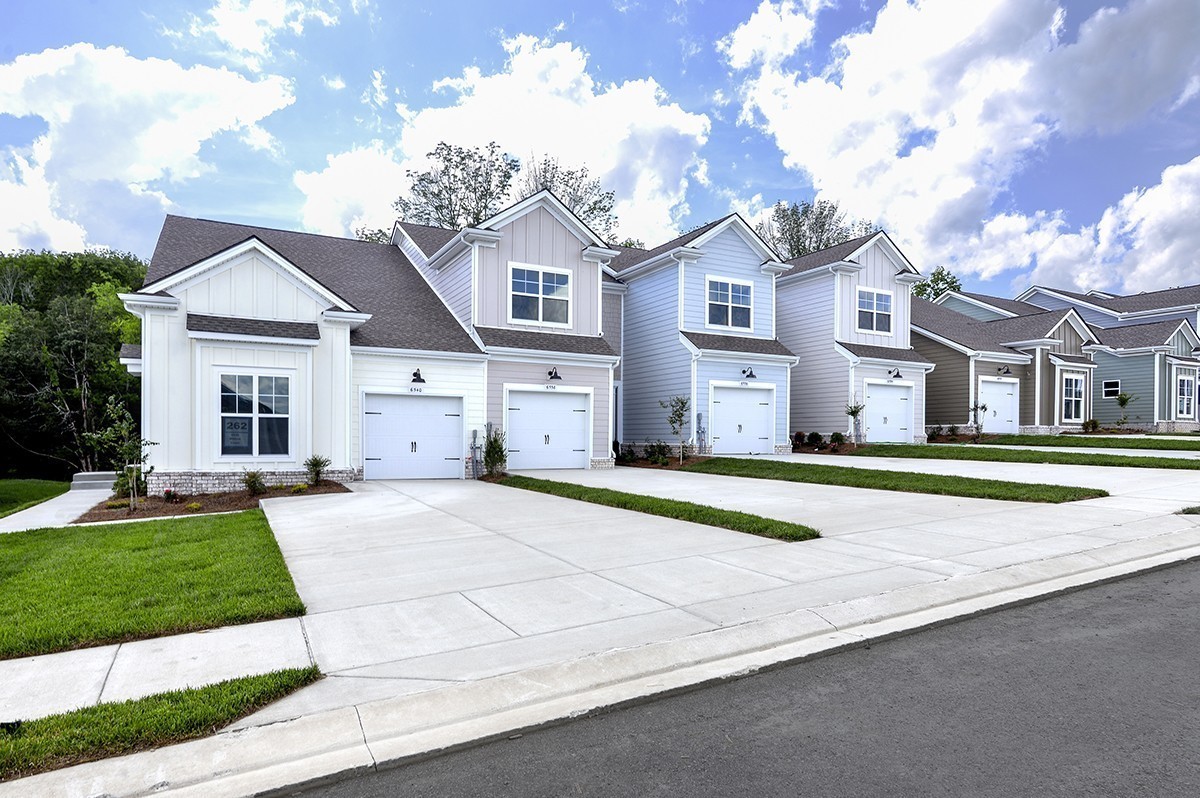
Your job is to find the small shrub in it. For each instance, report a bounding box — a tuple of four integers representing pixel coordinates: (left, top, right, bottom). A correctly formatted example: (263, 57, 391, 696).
(161, 488, 182, 504)
(616, 443, 638, 465)
(643, 439, 671, 465)
(184, 502, 202, 512)
(929, 424, 944, 439)
(1083, 418, 1101, 433)
(304, 454, 332, 486)
(105, 499, 129, 510)
(242, 470, 267, 496)
(792, 431, 805, 447)
(805, 431, 825, 447)
(947, 424, 960, 438)
(681, 441, 695, 460)
(830, 431, 845, 445)
(291, 484, 308, 494)
(484, 424, 508, 476)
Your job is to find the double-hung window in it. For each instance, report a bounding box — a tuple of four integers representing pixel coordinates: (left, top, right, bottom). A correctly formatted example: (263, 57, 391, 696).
(1102, 380, 1121, 399)
(857, 289, 892, 334)
(707, 278, 752, 330)
(220, 374, 290, 456)
(1062, 374, 1085, 423)
(1179, 372, 1196, 419)
(511, 264, 569, 326)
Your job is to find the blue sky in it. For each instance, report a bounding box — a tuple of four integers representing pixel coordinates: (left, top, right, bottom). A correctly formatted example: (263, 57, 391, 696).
(2, 0, 1199, 298)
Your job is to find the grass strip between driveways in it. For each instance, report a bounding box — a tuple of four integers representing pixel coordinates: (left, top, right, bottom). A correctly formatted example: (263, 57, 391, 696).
(0, 666, 321, 781)
(498, 475, 819, 542)
(0, 480, 69, 519)
(681, 458, 1107, 504)
(0, 509, 305, 660)
(1180, 506, 1200, 515)
(981, 434, 1200, 452)
(852, 444, 1200, 470)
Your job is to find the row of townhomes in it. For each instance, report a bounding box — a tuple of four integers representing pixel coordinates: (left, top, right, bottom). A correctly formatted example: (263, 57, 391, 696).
(117, 190, 1200, 489)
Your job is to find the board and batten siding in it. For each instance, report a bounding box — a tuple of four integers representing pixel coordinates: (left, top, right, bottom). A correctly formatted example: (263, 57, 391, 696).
(178, 252, 324, 321)
(1091, 352, 1153, 426)
(776, 274, 848, 435)
(937, 295, 1010, 322)
(349, 352, 486, 469)
(911, 333, 970, 425)
(621, 264, 690, 443)
(486, 359, 611, 458)
(681, 227, 773, 338)
(142, 307, 192, 472)
(602, 291, 623, 381)
(694, 359, 789, 447)
(837, 243, 911, 348)
(476, 206, 601, 335)
(1048, 319, 1087, 354)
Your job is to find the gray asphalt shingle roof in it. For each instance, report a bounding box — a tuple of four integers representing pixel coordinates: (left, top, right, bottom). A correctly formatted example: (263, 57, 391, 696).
(142, 216, 482, 354)
(610, 216, 732, 273)
(955, 291, 1044, 316)
(912, 298, 1081, 354)
(1034, 284, 1200, 313)
(397, 221, 459, 256)
(187, 313, 320, 340)
(680, 331, 794, 357)
(474, 326, 617, 357)
(779, 232, 878, 278)
(837, 341, 932, 364)
(1095, 318, 1191, 349)
(119, 344, 141, 360)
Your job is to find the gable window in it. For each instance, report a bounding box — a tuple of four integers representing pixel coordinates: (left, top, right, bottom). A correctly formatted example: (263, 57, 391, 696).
(220, 374, 289, 456)
(1062, 373, 1085, 423)
(1102, 380, 1121, 399)
(1179, 372, 1196, 420)
(510, 264, 569, 326)
(707, 278, 752, 330)
(857, 289, 892, 334)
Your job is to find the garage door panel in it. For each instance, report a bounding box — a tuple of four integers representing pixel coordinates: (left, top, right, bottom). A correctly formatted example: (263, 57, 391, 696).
(978, 380, 1019, 434)
(864, 383, 913, 443)
(711, 386, 773, 454)
(363, 394, 463, 479)
(508, 390, 589, 469)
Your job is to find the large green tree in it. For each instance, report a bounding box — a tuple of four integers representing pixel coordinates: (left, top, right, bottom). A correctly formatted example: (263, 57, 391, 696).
(393, 141, 520, 229)
(756, 199, 880, 260)
(0, 250, 145, 477)
(912, 265, 964, 300)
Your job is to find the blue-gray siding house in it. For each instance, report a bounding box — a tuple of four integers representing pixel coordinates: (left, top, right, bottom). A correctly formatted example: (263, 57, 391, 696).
(1084, 319, 1200, 431)
(615, 215, 797, 454)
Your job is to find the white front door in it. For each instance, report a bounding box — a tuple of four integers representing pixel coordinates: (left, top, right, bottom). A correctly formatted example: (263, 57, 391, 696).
(711, 386, 773, 454)
(1061, 373, 1086, 424)
(363, 394, 463, 479)
(864, 382, 913, 443)
(507, 390, 590, 469)
(978, 379, 1019, 434)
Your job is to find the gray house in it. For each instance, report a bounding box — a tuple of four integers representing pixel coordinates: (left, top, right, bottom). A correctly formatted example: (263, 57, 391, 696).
(1084, 319, 1199, 431)
(613, 215, 797, 454)
(776, 232, 933, 443)
(913, 298, 1100, 433)
(1016, 284, 1200, 330)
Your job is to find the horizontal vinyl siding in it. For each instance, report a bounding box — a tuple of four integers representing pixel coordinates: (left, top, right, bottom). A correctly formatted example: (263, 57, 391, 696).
(432, 250, 473, 326)
(1091, 352, 1154, 426)
(682, 227, 773, 338)
(486, 359, 611, 458)
(777, 276, 848, 435)
(603, 291, 623, 381)
(911, 333, 970, 425)
(622, 266, 689, 443)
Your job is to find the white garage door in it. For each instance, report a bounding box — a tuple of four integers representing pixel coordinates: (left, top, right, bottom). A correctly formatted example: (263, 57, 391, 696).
(507, 390, 590, 469)
(363, 394, 463, 479)
(711, 386, 773, 454)
(864, 382, 913, 443)
(978, 379, 1020, 434)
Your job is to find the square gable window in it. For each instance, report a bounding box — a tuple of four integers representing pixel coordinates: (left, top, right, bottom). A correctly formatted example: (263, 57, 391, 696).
(511, 264, 570, 326)
(707, 278, 752, 330)
(857, 289, 892, 334)
(220, 373, 289, 457)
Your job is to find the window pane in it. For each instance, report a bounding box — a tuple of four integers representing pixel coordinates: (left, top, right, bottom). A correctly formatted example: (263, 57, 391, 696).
(877, 313, 891, 333)
(731, 284, 751, 306)
(542, 272, 569, 298)
(858, 309, 874, 330)
(858, 292, 874, 310)
(731, 306, 751, 328)
(259, 418, 288, 455)
(221, 417, 253, 455)
(710, 282, 729, 303)
(258, 376, 273, 396)
(273, 396, 289, 415)
(512, 294, 539, 320)
(221, 394, 238, 413)
(543, 298, 568, 324)
(512, 268, 538, 295)
(876, 293, 892, 313)
(709, 304, 729, 326)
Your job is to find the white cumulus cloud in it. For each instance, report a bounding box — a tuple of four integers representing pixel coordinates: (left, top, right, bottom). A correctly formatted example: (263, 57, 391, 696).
(186, 0, 339, 72)
(293, 142, 409, 236)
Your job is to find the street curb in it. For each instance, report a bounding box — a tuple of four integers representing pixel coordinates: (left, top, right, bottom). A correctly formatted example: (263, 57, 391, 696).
(6, 527, 1200, 797)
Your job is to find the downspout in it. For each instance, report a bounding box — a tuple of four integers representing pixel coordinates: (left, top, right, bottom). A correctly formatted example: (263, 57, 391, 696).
(690, 349, 701, 449)
(967, 354, 977, 426)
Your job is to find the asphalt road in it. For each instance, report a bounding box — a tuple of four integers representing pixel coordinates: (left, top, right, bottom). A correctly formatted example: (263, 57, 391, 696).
(296, 561, 1200, 797)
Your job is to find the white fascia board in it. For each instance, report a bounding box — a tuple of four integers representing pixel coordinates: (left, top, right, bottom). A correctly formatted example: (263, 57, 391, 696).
(677, 335, 797, 365)
(322, 310, 372, 329)
(1171, 318, 1200, 347)
(894, 272, 923, 285)
(582, 245, 620, 263)
(601, 281, 628, 294)
(776, 261, 858, 288)
(119, 292, 180, 313)
(143, 238, 356, 312)
(1001, 337, 1059, 349)
(1122, 303, 1200, 320)
(760, 261, 790, 276)
(1048, 354, 1097, 369)
(850, 231, 918, 274)
(1083, 344, 1169, 356)
(391, 223, 427, 265)
(932, 290, 1018, 318)
(187, 330, 319, 347)
(484, 347, 620, 366)
(973, 351, 1033, 365)
(350, 345, 488, 362)
(1165, 355, 1200, 366)
(1016, 286, 1120, 318)
(119, 357, 143, 374)
(480, 190, 609, 248)
(1054, 309, 1099, 343)
(616, 247, 701, 282)
(858, 355, 936, 372)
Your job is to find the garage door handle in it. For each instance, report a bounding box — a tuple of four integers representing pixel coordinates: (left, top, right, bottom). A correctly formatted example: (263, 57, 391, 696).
(365, 411, 382, 415)
(544, 434, 550, 445)
(411, 441, 417, 453)
(737, 424, 742, 433)
(365, 457, 381, 461)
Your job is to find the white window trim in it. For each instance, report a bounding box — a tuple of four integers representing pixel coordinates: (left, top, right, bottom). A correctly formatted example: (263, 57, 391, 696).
(216, 368, 295, 461)
(1176, 367, 1197, 420)
(855, 287, 895, 336)
(1102, 379, 1121, 399)
(507, 261, 572, 329)
(1061, 372, 1086, 423)
(704, 276, 755, 332)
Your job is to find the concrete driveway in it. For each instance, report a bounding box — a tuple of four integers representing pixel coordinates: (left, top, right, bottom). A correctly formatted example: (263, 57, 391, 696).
(250, 459, 1199, 726)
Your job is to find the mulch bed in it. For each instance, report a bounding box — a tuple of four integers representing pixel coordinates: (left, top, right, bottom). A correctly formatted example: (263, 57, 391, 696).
(74, 482, 351, 524)
(618, 456, 712, 470)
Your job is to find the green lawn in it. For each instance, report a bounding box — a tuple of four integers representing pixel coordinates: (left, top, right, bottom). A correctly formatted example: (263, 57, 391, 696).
(0, 479, 69, 519)
(982, 434, 1200, 452)
(0, 510, 305, 660)
(500, 475, 819, 541)
(0, 667, 320, 781)
(854, 444, 1200, 470)
(1180, 506, 1200, 515)
(681, 458, 1107, 503)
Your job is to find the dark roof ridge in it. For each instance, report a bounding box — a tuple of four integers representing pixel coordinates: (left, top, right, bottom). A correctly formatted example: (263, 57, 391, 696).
(164, 213, 395, 247)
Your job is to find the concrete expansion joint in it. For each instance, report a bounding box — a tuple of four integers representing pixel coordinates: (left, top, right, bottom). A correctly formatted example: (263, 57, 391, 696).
(355, 705, 377, 771)
(96, 643, 121, 704)
(299, 617, 316, 667)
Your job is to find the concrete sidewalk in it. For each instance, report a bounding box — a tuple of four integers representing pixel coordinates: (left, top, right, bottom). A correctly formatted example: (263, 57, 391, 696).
(4, 461, 1200, 796)
(0, 489, 105, 534)
(928, 442, 1200, 460)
